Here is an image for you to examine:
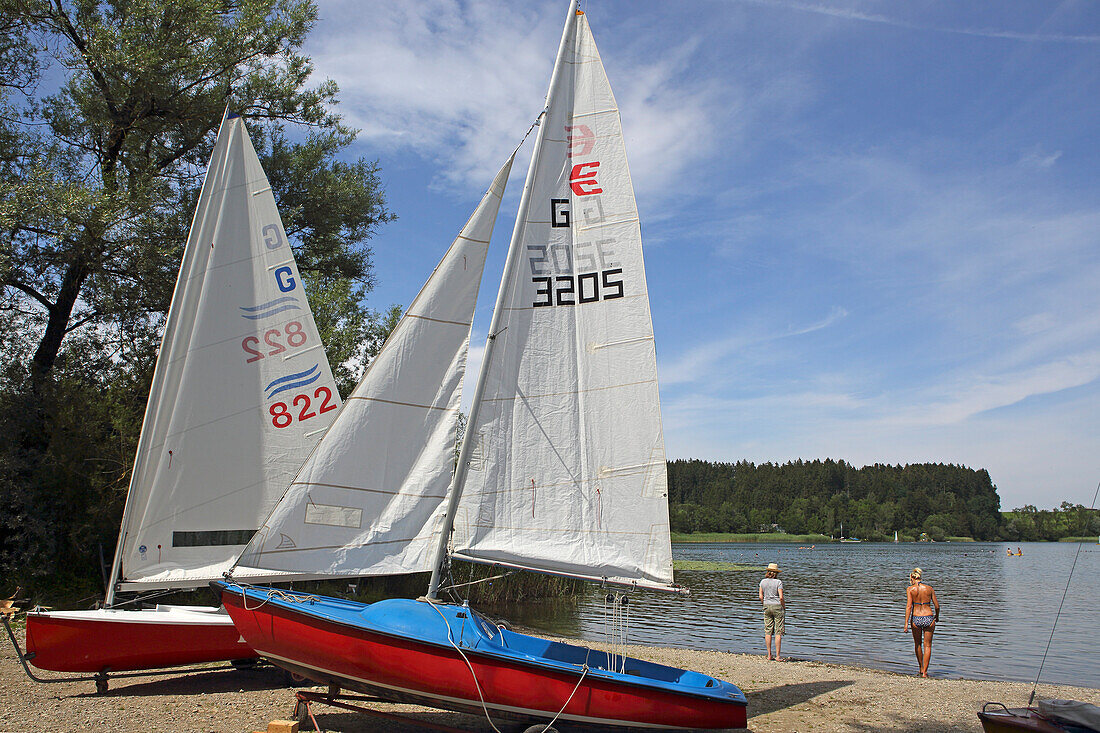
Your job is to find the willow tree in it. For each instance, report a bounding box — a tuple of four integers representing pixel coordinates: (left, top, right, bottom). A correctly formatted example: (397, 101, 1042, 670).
(0, 0, 393, 592)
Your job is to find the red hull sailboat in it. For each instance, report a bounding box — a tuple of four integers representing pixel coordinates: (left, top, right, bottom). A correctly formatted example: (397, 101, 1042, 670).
(219, 3, 749, 730)
(19, 111, 340, 680)
(24, 607, 251, 673)
(217, 587, 748, 730)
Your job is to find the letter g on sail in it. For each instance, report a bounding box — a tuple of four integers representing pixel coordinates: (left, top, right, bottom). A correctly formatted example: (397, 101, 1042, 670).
(262, 223, 283, 249)
(275, 266, 297, 293)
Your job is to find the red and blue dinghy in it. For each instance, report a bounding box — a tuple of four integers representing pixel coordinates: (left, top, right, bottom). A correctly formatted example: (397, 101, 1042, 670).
(215, 585, 748, 730)
(221, 3, 749, 730)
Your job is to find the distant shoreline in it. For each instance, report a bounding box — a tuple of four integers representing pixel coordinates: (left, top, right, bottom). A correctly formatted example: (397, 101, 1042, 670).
(671, 533, 1098, 543)
(671, 532, 832, 543)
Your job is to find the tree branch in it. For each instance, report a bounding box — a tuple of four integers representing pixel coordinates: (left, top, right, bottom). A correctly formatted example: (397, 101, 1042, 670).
(2, 278, 54, 311)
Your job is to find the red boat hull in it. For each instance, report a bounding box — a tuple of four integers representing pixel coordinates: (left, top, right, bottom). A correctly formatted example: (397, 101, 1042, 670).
(219, 586, 747, 730)
(24, 606, 257, 673)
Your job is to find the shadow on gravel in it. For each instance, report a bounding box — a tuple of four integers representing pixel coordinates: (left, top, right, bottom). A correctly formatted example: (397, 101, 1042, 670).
(75, 665, 287, 698)
(302, 708, 537, 733)
(841, 715, 969, 733)
(748, 679, 854, 717)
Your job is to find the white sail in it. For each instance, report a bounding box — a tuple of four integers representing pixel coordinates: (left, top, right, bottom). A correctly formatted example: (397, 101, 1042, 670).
(234, 157, 514, 579)
(450, 11, 675, 591)
(112, 113, 341, 592)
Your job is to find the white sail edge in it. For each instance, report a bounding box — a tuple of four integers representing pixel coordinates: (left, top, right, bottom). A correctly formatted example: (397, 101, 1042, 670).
(112, 112, 342, 593)
(449, 553, 687, 595)
(424, 0, 583, 600)
(105, 108, 233, 604)
(230, 153, 516, 581)
(447, 8, 676, 591)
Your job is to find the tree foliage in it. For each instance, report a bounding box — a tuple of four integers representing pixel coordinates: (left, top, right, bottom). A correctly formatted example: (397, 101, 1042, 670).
(667, 458, 1007, 541)
(1000, 502, 1100, 542)
(0, 0, 395, 594)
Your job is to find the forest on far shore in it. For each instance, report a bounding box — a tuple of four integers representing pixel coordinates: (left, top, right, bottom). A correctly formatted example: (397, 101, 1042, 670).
(667, 459, 1100, 542)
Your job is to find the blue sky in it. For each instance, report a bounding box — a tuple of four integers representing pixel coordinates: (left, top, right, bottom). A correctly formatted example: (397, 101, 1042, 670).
(304, 0, 1100, 511)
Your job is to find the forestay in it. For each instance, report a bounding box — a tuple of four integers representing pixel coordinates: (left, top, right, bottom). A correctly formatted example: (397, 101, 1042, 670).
(234, 157, 514, 580)
(451, 12, 675, 591)
(112, 113, 341, 592)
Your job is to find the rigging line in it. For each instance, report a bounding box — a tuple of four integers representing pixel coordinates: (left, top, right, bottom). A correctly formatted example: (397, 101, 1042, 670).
(426, 600, 504, 733)
(543, 662, 590, 731)
(1028, 477, 1100, 707)
(437, 569, 517, 592)
(108, 588, 179, 608)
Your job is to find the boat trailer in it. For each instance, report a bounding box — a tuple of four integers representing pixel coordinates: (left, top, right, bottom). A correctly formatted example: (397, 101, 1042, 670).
(292, 689, 560, 733)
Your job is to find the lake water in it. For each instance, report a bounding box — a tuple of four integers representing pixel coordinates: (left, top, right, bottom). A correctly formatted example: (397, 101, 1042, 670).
(499, 541, 1100, 687)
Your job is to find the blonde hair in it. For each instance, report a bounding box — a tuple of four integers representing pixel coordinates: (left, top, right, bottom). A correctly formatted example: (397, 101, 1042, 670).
(910, 567, 922, 580)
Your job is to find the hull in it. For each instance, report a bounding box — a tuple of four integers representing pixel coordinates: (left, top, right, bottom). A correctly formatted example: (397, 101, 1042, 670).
(216, 583, 747, 730)
(24, 605, 256, 672)
(978, 708, 1072, 733)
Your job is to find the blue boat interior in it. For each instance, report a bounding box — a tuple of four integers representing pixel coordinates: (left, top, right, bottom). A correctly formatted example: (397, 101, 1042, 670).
(220, 583, 746, 705)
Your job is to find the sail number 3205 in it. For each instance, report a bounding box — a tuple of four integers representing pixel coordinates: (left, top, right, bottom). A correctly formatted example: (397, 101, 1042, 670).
(528, 241, 623, 308)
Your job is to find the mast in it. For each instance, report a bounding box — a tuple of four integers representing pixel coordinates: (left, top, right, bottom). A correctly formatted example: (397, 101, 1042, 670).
(426, 0, 580, 600)
(105, 107, 231, 607)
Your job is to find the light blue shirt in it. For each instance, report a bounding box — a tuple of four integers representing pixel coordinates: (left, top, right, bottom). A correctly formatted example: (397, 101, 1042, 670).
(760, 577, 783, 605)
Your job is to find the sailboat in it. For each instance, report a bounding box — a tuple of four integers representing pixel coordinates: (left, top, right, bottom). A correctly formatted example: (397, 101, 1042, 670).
(839, 523, 861, 542)
(23, 112, 341, 683)
(214, 3, 747, 729)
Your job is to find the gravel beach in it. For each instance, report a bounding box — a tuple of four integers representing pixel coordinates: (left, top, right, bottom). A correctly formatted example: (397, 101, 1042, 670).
(3, 621, 1097, 732)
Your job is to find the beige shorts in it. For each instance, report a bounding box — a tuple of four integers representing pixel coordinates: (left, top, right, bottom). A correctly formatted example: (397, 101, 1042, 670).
(764, 604, 785, 635)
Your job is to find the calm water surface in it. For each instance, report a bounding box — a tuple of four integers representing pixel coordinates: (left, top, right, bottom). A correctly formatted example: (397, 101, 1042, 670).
(500, 542, 1099, 686)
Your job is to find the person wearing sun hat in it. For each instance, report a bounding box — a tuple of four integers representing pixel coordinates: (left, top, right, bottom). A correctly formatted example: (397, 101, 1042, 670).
(759, 561, 786, 661)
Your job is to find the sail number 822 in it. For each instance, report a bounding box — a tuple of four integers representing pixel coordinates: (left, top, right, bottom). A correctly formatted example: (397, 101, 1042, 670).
(270, 386, 337, 428)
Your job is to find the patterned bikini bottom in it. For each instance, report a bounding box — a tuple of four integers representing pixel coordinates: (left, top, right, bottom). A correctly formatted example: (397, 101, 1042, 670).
(912, 614, 935, 629)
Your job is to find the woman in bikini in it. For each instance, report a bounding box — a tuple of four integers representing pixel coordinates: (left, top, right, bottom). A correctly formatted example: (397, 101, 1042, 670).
(904, 567, 940, 677)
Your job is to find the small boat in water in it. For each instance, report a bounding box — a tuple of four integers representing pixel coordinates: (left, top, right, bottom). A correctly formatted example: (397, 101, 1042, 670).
(216, 3, 748, 729)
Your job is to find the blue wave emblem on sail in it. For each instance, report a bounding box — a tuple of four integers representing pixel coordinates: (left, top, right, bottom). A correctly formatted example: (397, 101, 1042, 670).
(266, 364, 321, 400)
(240, 296, 302, 320)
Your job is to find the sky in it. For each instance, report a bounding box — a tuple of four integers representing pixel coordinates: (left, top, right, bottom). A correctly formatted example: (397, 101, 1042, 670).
(303, 0, 1100, 511)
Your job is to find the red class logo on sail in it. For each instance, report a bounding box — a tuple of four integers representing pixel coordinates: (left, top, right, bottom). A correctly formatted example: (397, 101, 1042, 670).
(530, 133, 623, 308)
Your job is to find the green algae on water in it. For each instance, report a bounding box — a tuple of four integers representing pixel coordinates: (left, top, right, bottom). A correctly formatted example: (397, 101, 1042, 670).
(673, 560, 766, 572)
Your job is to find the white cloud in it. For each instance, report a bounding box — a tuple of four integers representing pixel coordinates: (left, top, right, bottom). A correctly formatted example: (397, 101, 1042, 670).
(310, 2, 725, 200)
(661, 305, 847, 385)
(731, 0, 1100, 44)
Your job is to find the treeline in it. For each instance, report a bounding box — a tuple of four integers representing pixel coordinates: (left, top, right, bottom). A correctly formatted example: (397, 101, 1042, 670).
(0, 2, 395, 600)
(1001, 503, 1100, 542)
(667, 459, 1005, 541)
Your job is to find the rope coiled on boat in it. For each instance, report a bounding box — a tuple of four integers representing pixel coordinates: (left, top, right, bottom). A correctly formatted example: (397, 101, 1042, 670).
(427, 599, 590, 733)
